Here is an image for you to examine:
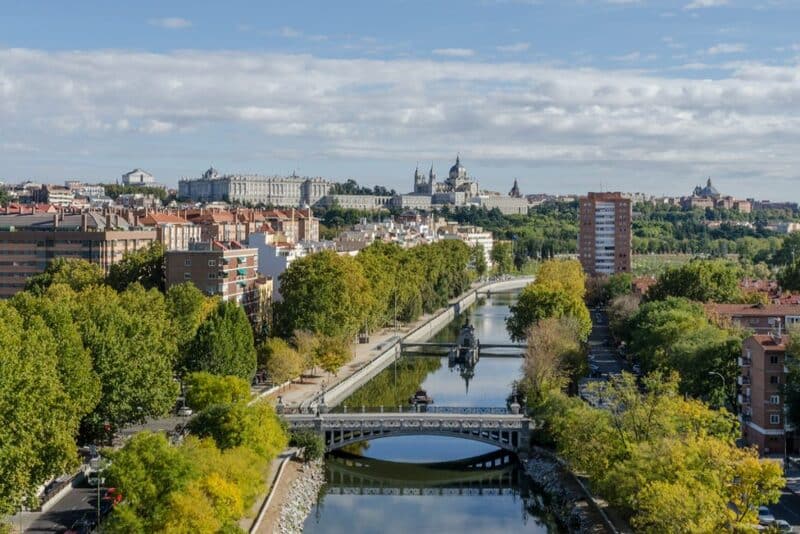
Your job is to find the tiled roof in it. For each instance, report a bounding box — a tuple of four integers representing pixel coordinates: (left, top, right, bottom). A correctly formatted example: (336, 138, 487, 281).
(750, 334, 788, 350)
(140, 213, 191, 225)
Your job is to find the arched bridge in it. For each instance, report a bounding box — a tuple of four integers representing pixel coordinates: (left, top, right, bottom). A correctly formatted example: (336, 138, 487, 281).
(282, 408, 532, 454)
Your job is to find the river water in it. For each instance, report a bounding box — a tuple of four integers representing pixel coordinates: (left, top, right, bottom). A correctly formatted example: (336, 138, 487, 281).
(302, 292, 561, 534)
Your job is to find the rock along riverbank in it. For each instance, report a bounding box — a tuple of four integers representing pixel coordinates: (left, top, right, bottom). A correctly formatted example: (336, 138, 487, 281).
(525, 448, 616, 534)
(274, 460, 325, 534)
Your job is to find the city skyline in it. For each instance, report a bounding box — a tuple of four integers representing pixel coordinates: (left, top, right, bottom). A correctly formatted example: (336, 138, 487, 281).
(2, 1, 800, 198)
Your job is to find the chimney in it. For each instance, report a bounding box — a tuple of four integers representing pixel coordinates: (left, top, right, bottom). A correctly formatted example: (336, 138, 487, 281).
(53, 213, 59, 228)
(106, 213, 112, 229)
(81, 212, 88, 231)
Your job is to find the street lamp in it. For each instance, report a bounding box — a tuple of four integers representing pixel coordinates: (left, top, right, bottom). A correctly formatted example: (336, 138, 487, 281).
(708, 371, 727, 402)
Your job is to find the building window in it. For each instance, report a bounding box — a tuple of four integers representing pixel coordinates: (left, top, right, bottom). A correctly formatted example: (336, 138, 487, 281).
(183, 272, 191, 280)
(770, 376, 780, 384)
(770, 355, 779, 364)
(184, 259, 192, 266)
(770, 414, 781, 425)
(208, 260, 216, 267)
(208, 273, 216, 279)
(770, 395, 781, 405)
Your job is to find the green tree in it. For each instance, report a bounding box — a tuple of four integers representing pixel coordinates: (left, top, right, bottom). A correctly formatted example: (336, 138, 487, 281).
(472, 244, 488, 278)
(316, 336, 352, 375)
(103, 432, 195, 531)
(107, 241, 166, 291)
(778, 259, 800, 291)
(491, 241, 514, 274)
(260, 337, 304, 384)
(75, 284, 179, 435)
(11, 285, 101, 417)
(290, 430, 325, 462)
(25, 258, 105, 294)
(507, 286, 591, 342)
(647, 259, 743, 303)
(188, 301, 257, 381)
(0, 303, 81, 515)
(187, 402, 288, 460)
(292, 330, 321, 376)
(184, 372, 250, 411)
(167, 283, 218, 370)
(275, 250, 374, 339)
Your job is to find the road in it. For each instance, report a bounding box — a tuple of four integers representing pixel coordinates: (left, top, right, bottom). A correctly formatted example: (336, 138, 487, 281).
(25, 480, 101, 533)
(578, 307, 626, 406)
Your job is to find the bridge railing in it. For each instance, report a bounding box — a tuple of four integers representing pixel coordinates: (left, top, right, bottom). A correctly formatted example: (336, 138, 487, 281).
(280, 405, 518, 416)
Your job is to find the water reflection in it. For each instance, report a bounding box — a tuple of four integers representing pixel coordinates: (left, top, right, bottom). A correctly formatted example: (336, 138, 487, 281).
(303, 292, 560, 533)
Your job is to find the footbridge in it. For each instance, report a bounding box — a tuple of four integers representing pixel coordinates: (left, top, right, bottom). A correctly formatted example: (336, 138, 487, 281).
(401, 342, 526, 357)
(282, 407, 532, 454)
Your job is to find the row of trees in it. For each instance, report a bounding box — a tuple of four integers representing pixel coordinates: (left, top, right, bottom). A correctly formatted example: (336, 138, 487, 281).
(506, 259, 591, 341)
(1, 255, 260, 517)
(275, 240, 472, 340)
(544, 373, 783, 531)
(104, 394, 287, 532)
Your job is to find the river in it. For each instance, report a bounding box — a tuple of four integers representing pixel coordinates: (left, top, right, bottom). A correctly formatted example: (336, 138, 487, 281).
(301, 292, 562, 534)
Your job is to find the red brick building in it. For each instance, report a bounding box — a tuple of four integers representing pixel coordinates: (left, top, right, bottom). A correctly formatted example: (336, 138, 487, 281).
(739, 334, 795, 455)
(578, 192, 632, 276)
(706, 303, 800, 334)
(165, 240, 259, 320)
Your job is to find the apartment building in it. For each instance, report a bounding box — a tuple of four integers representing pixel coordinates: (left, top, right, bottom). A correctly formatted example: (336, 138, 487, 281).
(578, 192, 632, 276)
(165, 241, 259, 319)
(139, 212, 202, 251)
(706, 303, 800, 333)
(739, 333, 795, 455)
(0, 211, 157, 298)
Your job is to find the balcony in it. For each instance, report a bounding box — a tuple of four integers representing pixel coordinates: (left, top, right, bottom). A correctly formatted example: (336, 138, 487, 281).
(738, 375, 751, 386)
(738, 394, 751, 405)
(738, 357, 752, 367)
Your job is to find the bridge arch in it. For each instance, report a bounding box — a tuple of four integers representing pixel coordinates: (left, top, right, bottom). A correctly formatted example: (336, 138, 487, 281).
(283, 411, 531, 455)
(324, 427, 522, 453)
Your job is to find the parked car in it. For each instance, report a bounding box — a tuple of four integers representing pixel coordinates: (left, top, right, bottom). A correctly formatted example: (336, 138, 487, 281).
(177, 405, 193, 417)
(773, 519, 792, 532)
(86, 470, 103, 487)
(758, 506, 776, 526)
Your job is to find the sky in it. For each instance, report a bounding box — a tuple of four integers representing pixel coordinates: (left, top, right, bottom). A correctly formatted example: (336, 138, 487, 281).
(1, 0, 799, 199)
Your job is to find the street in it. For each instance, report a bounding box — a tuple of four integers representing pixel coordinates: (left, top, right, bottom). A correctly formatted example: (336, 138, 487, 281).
(24, 479, 101, 533)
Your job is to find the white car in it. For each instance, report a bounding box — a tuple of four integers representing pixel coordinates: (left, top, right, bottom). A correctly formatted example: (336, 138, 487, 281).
(758, 506, 776, 526)
(773, 519, 792, 532)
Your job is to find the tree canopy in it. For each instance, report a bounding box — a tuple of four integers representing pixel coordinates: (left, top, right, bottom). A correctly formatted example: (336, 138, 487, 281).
(25, 258, 105, 294)
(188, 301, 257, 381)
(107, 241, 166, 292)
(646, 259, 744, 303)
(507, 259, 591, 341)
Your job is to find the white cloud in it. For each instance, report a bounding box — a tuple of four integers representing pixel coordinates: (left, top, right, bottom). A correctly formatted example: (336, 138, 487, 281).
(1, 47, 800, 193)
(684, 0, 728, 9)
(707, 42, 747, 55)
(432, 48, 475, 57)
(497, 43, 530, 53)
(148, 17, 192, 30)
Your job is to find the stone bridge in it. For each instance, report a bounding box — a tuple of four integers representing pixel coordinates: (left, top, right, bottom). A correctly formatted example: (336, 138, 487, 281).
(282, 408, 532, 454)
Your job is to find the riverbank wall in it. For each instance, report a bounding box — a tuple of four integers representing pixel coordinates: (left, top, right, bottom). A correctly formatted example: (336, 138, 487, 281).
(318, 277, 532, 408)
(525, 447, 618, 534)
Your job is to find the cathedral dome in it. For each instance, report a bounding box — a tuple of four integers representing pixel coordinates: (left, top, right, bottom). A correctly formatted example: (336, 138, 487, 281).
(449, 155, 466, 179)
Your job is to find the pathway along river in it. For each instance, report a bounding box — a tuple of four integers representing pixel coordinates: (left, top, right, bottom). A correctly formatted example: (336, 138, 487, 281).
(302, 292, 562, 534)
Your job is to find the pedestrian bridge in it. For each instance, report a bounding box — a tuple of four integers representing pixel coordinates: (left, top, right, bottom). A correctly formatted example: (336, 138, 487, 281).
(281, 407, 532, 454)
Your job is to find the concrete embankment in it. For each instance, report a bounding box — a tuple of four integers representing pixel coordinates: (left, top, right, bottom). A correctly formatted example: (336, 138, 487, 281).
(316, 276, 532, 408)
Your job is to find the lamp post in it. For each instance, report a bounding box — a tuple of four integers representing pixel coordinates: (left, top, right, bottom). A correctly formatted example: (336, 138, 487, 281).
(708, 371, 727, 408)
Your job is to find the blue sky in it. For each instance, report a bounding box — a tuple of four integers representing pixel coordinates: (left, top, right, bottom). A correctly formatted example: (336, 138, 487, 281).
(1, 0, 799, 198)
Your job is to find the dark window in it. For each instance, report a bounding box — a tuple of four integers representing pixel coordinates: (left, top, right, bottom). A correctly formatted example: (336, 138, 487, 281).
(770, 355, 779, 364)
(770, 375, 780, 384)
